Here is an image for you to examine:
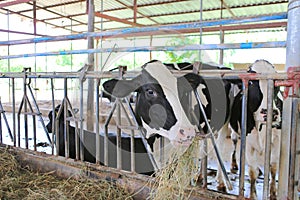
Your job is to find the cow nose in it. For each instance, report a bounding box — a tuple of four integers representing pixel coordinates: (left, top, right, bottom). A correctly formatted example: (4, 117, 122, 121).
(179, 129, 185, 135)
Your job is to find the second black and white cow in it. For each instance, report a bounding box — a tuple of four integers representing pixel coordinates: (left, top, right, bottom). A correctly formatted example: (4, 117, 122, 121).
(229, 59, 282, 200)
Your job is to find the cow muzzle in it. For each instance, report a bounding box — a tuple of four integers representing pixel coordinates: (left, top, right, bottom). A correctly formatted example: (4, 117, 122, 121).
(170, 127, 196, 146)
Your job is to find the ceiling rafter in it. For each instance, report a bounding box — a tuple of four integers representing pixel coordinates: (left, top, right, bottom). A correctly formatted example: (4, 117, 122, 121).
(94, 11, 143, 27)
(0, 0, 31, 8)
(40, 1, 288, 25)
(16, 0, 85, 13)
(220, 0, 236, 18)
(114, 0, 160, 25)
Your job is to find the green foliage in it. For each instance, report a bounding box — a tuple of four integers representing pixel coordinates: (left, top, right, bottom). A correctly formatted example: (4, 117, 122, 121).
(55, 53, 73, 67)
(164, 36, 200, 63)
(0, 60, 44, 72)
(0, 60, 24, 72)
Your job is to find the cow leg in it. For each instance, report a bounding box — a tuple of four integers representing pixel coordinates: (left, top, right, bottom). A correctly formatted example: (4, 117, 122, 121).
(270, 163, 277, 200)
(215, 124, 229, 192)
(249, 165, 259, 200)
(246, 132, 260, 200)
(230, 131, 239, 173)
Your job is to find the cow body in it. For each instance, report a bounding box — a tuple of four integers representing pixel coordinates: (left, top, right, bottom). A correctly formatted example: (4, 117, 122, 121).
(103, 60, 240, 190)
(229, 59, 282, 199)
(46, 105, 156, 175)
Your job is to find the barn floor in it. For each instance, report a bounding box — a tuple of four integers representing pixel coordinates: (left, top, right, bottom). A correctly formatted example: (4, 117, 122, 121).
(1, 110, 299, 199)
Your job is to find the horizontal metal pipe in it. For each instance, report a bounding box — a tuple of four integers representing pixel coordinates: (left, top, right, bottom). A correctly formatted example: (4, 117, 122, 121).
(0, 41, 286, 60)
(0, 13, 287, 46)
(0, 70, 289, 80)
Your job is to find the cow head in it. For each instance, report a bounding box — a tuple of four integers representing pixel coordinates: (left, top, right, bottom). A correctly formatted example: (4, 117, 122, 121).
(46, 105, 78, 133)
(103, 60, 204, 146)
(248, 59, 276, 74)
(247, 59, 282, 131)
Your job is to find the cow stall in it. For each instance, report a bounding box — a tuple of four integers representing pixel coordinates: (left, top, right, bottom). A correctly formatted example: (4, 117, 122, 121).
(0, 0, 300, 199)
(0, 60, 299, 199)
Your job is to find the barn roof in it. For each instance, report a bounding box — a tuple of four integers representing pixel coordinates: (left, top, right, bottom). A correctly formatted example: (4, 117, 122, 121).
(0, 0, 288, 36)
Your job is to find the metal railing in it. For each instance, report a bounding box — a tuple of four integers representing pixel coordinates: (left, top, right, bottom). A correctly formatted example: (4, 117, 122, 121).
(0, 65, 298, 199)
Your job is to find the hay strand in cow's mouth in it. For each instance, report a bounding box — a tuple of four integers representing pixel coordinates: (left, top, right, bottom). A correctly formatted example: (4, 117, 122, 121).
(0, 147, 133, 200)
(149, 139, 200, 200)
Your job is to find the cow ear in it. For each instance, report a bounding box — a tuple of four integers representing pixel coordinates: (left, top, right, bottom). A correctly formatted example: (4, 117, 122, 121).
(103, 77, 141, 98)
(177, 73, 204, 91)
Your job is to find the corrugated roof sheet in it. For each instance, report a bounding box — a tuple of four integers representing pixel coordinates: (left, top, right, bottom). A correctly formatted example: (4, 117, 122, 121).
(0, 0, 289, 34)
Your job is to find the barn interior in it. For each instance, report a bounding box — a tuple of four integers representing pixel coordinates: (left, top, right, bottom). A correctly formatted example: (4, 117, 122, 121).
(0, 0, 299, 199)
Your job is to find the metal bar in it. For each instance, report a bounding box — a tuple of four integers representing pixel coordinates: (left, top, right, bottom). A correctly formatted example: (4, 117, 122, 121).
(63, 79, 69, 158)
(55, 98, 65, 156)
(0, 41, 286, 59)
(77, 65, 90, 161)
(0, 13, 287, 46)
(23, 71, 29, 149)
(116, 100, 122, 170)
(27, 82, 52, 144)
(12, 78, 16, 147)
(285, 0, 300, 70)
(262, 79, 274, 199)
(278, 0, 300, 198)
(33, 114, 37, 151)
(64, 96, 79, 161)
(159, 136, 165, 168)
(0, 0, 30, 8)
(50, 78, 55, 155)
(86, 0, 95, 131)
(119, 98, 137, 172)
(94, 12, 142, 27)
(74, 115, 80, 161)
(124, 98, 159, 171)
(194, 89, 233, 190)
(239, 81, 248, 198)
(0, 100, 13, 141)
(288, 99, 299, 199)
(104, 101, 117, 166)
(0, 69, 289, 80)
(95, 79, 101, 164)
(0, 108, 2, 143)
(17, 102, 21, 147)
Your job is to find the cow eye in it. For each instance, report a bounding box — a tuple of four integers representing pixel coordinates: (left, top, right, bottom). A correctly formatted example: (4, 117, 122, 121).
(147, 89, 157, 97)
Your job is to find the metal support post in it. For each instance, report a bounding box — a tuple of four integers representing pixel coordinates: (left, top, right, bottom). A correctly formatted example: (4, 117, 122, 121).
(262, 79, 274, 199)
(239, 81, 248, 198)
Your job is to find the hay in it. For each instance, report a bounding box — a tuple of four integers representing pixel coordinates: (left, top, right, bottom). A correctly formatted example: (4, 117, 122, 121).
(149, 139, 200, 200)
(0, 147, 133, 200)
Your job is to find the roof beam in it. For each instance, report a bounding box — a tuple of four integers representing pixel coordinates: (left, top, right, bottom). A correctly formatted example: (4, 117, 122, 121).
(0, 0, 31, 8)
(220, 0, 236, 18)
(114, 0, 160, 24)
(94, 11, 143, 27)
(100, 21, 287, 39)
(133, 0, 137, 23)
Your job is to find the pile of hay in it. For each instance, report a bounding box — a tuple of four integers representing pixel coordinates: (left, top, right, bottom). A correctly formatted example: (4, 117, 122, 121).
(149, 139, 200, 200)
(0, 147, 133, 200)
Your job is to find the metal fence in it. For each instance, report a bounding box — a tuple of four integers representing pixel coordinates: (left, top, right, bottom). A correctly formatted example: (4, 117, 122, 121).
(0, 65, 299, 199)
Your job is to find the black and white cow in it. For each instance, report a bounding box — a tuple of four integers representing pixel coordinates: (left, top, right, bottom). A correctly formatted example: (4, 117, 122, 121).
(46, 105, 157, 175)
(103, 60, 240, 190)
(229, 59, 282, 200)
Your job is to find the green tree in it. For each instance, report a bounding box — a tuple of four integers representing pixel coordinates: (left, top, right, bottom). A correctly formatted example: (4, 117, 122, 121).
(164, 36, 200, 63)
(55, 52, 73, 67)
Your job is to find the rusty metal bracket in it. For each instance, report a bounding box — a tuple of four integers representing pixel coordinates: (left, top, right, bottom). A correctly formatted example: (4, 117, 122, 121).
(275, 66, 300, 98)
